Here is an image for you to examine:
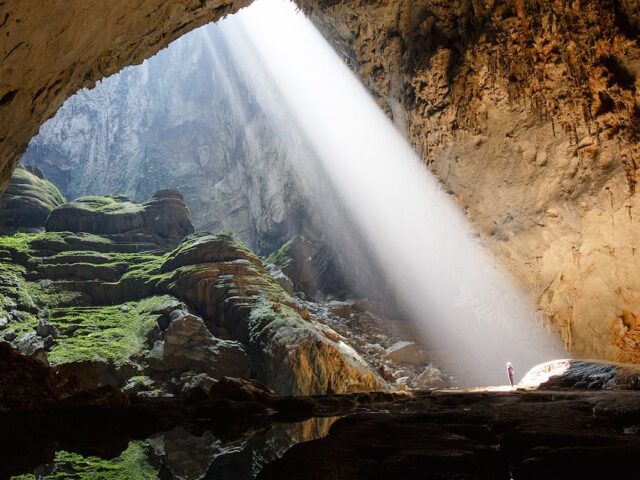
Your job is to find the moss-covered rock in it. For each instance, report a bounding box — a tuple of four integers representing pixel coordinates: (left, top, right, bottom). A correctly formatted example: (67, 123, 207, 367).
(46, 190, 194, 250)
(0, 165, 65, 235)
(0, 227, 383, 396)
(164, 234, 383, 395)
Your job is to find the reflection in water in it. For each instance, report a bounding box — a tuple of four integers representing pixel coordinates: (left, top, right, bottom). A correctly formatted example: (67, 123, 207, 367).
(12, 417, 338, 480)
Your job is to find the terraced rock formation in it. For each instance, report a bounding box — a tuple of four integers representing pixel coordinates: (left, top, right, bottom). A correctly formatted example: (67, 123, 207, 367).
(45, 190, 195, 250)
(0, 173, 382, 396)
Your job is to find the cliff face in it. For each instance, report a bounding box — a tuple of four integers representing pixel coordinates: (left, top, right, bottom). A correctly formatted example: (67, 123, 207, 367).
(22, 25, 311, 255)
(298, 0, 640, 362)
(0, 0, 250, 193)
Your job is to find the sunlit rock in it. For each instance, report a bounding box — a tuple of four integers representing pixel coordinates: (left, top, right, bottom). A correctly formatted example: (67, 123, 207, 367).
(520, 359, 640, 391)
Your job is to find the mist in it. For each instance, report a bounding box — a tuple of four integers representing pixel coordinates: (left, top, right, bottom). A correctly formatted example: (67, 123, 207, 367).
(214, 0, 564, 385)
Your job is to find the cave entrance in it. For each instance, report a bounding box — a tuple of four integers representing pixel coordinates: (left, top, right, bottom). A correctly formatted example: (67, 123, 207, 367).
(15, 0, 561, 388)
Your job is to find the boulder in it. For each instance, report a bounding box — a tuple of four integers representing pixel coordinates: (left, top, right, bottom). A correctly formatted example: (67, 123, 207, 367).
(266, 263, 294, 295)
(0, 165, 65, 235)
(16, 332, 48, 362)
(384, 341, 424, 366)
(328, 300, 352, 319)
(35, 320, 59, 339)
(141, 190, 195, 248)
(148, 311, 251, 380)
(207, 377, 277, 403)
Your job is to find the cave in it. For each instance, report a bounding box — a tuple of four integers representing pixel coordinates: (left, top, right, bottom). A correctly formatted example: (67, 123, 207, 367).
(2, 0, 640, 478)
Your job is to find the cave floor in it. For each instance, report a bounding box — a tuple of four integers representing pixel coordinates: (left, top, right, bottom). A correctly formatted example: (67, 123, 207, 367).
(4, 389, 640, 479)
(259, 389, 640, 480)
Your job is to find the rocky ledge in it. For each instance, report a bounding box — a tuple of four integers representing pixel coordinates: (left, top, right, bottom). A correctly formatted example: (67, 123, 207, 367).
(45, 190, 195, 250)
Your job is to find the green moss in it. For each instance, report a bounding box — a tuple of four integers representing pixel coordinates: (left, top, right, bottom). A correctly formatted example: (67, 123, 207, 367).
(45, 297, 168, 366)
(12, 165, 66, 207)
(264, 238, 294, 268)
(0, 232, 40, 254)
(248, 299, 303, 344)
(72, 195, 143, 215)
(119, 253, 166, 282)
(0, 262, 39, 333)
(11, 441, 157, 479)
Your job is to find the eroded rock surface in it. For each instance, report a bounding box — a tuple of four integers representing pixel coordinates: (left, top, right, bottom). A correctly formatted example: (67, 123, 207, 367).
(46, 189, 194, 250)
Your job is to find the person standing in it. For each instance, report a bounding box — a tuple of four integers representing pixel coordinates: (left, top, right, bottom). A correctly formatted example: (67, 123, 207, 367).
(507, 362, 515, 387)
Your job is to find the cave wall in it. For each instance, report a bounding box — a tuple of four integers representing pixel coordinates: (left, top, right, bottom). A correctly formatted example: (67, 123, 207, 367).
(297, 0, 640, 362)
(3, 0, 640, 362)
(0, 0, 249, 192)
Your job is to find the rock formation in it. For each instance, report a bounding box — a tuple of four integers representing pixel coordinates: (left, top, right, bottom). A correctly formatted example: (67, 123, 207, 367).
(265, 235, 347, 297)
(3, 0, 640, 379)
(521, 358, 640, 390)
(0, 176, 383, 395)
(46, 190, 195, 250)
(9, 0, 640, 363)
(0, 165, 65, 234)
(297, 0, 640, 363)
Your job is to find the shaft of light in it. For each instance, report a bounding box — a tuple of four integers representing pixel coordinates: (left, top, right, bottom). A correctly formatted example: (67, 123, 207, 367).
(217, 0, 564, 385)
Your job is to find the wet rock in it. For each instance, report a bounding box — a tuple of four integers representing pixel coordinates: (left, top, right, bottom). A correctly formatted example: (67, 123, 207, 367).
(521, 359, 640, 390)
(259, 390, 640, 480)
(207, 377, 278, 403)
